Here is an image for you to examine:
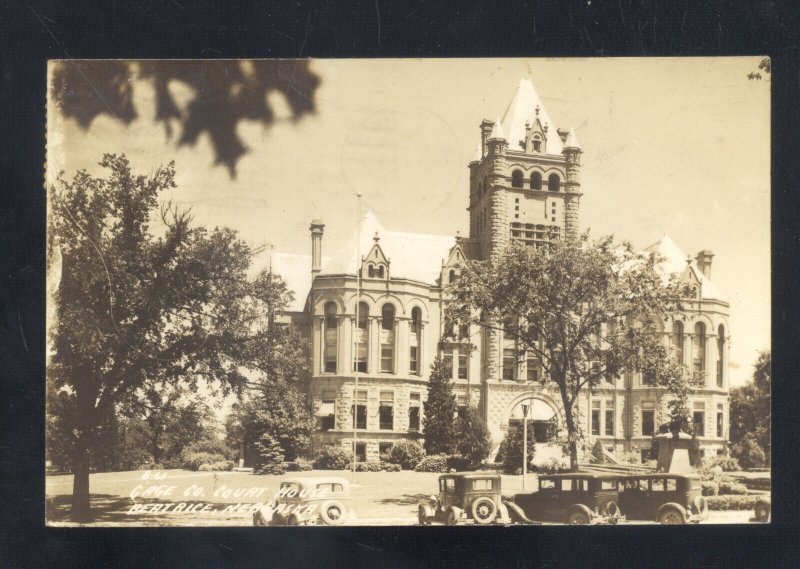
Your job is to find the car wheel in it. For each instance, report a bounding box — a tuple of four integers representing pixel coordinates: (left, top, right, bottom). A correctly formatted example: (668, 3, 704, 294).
(446, 508, 459, 526)
(418, 505, 430, 526)
(658, 507, 685, 525)
(471, 497, 498, 525)
(566, 508, 591, 525)
(605, 501, 620, 519)
(320, 500, 347, 526)
(755, 504, 770, 522)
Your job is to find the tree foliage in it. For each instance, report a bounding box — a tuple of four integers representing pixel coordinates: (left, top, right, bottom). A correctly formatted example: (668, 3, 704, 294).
(422, 357, 458, 455)
(254, 434, 286, 475)
(446, 235, 696, 470)
(496, 425, 536, 474)
(50, 61, 321, 176)
(454, 406, 493, 469)
(729, 351, 771, 465)
(48, 154, 303, 520)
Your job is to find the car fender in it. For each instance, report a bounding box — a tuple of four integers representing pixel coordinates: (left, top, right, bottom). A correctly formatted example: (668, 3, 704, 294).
(657, 502, 687, 522)
(566, 503, 594, 523)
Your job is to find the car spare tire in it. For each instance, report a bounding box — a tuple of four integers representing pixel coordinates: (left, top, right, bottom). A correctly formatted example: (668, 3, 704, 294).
(605, 501, 621, 518)
(471, 497, 497, 525)
(320, 500, 347, 526)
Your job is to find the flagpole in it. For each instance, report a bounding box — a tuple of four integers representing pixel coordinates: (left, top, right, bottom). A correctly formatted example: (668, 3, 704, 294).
(353, 192, 362, 483)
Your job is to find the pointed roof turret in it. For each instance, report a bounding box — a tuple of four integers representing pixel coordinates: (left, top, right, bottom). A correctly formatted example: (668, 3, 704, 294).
(564, 128, 581, 150)
(500, 78, 563, 154)
(644, 234, 726, 302)
(488, 117, 506, 141)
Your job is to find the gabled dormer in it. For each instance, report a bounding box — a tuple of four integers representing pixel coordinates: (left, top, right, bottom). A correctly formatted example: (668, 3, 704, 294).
(441, 242, 467, 286)
(362, 232, 390, 280)
(678, 260, 703, 301)
(523, 106, 548, 154)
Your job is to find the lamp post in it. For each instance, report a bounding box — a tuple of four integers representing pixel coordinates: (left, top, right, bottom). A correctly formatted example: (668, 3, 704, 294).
(521, 400, 530, 490)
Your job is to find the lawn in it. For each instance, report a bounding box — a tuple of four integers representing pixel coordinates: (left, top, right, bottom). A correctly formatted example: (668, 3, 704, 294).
(46, 468, 543, 526)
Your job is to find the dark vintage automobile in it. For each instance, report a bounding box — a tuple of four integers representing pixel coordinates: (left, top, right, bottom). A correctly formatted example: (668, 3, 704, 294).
(753, 495, 770, 522)
(512, 473, 623, 524)
(616, 474, 708, 524)
(253, 477, 352, 526)
(418, 473, 525, 525)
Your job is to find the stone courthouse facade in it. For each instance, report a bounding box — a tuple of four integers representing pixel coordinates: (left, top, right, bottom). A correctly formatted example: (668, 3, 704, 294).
(273, 78, 731, 464)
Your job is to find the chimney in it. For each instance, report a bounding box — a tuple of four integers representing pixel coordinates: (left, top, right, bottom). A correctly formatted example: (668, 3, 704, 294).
(310, 220, 325, 275)
(480, 119, 494, 158)
(695, 250, 714, 280)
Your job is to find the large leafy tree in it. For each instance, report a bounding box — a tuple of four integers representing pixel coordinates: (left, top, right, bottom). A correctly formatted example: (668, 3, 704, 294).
(48, 154, 301, 521)
(729, 351, 771, 464)
(422, 357, 458, 455)
(446, 235, 694, 470)
(454, 406, 492, 469)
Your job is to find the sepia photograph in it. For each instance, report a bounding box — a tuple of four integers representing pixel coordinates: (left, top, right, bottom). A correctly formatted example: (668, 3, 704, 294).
(45, 57, 771, 527)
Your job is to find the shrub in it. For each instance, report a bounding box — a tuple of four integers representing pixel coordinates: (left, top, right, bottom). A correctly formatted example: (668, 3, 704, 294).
(354, 461, 383, 472)
(496, 427, 536, 474)
(313, 445, 353, 470)
(446, 455, 471, 471)
(382, 462, 401, 472)
(706, 495, 760, 511)
(620, 451, 642, 465)
(198, 461, 234, 472)
(701, 481, 719, 496)
(253, 434, 286, 475)
(591, 440, 606, 464)
(182, 451, 229, 471)
(718, 481, 748, 495)
(138, 463, 164, 471)
(454, 406, 492, 469)
(732, 434, 766, 470)
(183, 438, 232, 459)
(704, 455, 741, 472)
(535, 458, 571, 475)
(380, 440, 426, 470)
(414, 454, 450, 473)
(285, 460, 313, 472)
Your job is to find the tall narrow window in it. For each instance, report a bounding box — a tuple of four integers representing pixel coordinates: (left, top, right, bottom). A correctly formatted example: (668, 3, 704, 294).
(458, 351, 469, 380)
(503, 348, 517, 380)
(548, 173, 560, 192)
(605, 399, 615, 436)
(456, 393, 467, 419)
(409, 392, 421, 431)
(591, 400, 601, 436)
(352, 390, 368, 430)
(717, 325, 725, 387)
(530, 172, 542, 190)
(672, 321, 684, 366)
(410, 307, 421, 375)
(693, 402, 705, 437)
(354, 302, 369, 373)
(641, 402, 655, 436)
(368, 265, 375, 278)
(442, 347, 454, 378)
(526, 352, 539, 381)
(379, 391, 394, 430)
(355, 442, 367, 462)
(323, 301, 338, 373)
(380, 304, 395, 373)
(318, 398, 335, 431)
(693, 322, 706, 378)
(716, 403, 724, 438)
(532, 137, 541, 152)
(511, 169, 524, 188)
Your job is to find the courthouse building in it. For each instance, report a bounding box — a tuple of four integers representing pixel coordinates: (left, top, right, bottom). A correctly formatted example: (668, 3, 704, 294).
(272, 78, 731, 464)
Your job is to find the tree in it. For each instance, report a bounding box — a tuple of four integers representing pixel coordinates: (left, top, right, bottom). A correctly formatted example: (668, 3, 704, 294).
(496, 425, 536, 474)
(48, 154, 300, 521)
(731, 433, 766, 469)
(422, 357, 458, 455)
(253, 434, 286, 475)
(50, 61, 321, 176)
(454, 406, 492, 469)
(446, 235, 695, 470)
(730, 351, 771, 464)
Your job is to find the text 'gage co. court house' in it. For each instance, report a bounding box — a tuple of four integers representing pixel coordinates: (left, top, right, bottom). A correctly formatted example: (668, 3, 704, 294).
(270, 78, 731, 464)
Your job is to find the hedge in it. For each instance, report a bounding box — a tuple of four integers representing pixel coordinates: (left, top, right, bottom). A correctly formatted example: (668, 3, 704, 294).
(705, 495, 760, 511)
(718, 481, 749, 495)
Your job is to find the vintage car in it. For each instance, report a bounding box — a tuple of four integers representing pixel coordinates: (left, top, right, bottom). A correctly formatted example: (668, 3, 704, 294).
(753, 495, 770, 522)
(253, 476, 352, 526)
(616, 474, 708, 524)
(418, 473, 520, 525)
(512, 473, 623, 524)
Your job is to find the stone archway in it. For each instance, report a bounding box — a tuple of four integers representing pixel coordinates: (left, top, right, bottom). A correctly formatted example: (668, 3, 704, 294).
(498, 391, 567, 465)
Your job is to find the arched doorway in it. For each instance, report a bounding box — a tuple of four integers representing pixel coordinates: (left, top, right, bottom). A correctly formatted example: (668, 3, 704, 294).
(508, 398, 558, 443)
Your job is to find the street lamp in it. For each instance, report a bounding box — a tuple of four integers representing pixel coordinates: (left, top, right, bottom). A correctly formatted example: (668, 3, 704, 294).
(521, 400, 530, 490)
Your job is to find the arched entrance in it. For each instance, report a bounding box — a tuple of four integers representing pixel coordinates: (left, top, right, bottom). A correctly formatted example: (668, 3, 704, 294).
(500, 392, 567, 465)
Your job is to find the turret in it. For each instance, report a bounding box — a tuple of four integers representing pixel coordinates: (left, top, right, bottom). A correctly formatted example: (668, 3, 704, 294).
(310, 219, 325, 275)
(562, 129, 583, 241)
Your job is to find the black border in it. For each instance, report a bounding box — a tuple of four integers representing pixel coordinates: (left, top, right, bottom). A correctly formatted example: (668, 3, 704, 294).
(2, 1, 799, 568)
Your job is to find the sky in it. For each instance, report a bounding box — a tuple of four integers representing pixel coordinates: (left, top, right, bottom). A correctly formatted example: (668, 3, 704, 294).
(47, 57, 771, 387)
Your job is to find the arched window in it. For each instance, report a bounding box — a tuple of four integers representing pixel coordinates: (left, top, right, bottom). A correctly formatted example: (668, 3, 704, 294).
(530, 171, 542, 190)
(692, 322, 706, 378)
(380, 304, 396, 373)
(449, 269, 456, 283)
(323, 301, 338, 372)
(532, 136, 541, 152)
(368, 265, 375, 278)
(717, 325, 725, 387)
(548, 173, 560, 192)
(377, 265, 385, 278)
(511, 170, 524, 188)
(410, 307, 422, 374)
(354, 302, 369, 373)
(672, 321, 684, 366)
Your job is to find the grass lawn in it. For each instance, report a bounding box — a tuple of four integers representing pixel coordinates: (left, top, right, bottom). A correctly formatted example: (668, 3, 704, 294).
(46, 468, 543, 526)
